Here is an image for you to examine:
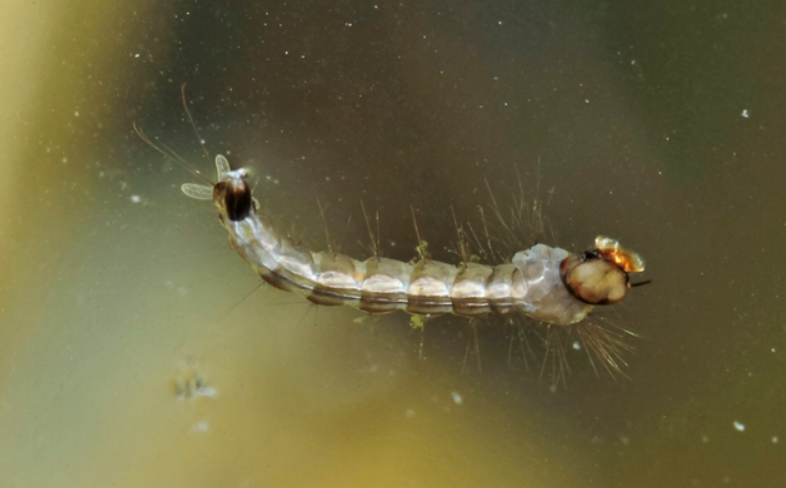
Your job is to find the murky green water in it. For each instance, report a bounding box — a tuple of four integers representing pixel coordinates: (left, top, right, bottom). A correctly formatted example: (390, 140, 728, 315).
(2, 1, 784, 487)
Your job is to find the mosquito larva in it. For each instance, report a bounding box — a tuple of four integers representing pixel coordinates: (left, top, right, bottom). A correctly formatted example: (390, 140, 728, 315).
(180, 154, 646, 327)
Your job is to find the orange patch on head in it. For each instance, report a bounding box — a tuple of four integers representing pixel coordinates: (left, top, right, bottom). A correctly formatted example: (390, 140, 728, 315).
(594, 236, 645, 273)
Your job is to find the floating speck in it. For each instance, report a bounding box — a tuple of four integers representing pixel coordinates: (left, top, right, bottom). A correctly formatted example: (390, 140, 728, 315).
(130, 195, 141, 204)
(450, 391, 463, 405)
(572, 341, 581, 350)
(741, 109, 750, 118)
(733, 421, 745, 432)
(773, 436, 779, 444)
(196, 386, 217, 398)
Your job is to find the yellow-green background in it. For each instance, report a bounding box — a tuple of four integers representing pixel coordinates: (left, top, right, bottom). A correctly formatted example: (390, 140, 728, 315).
(2, 1, 784, 487)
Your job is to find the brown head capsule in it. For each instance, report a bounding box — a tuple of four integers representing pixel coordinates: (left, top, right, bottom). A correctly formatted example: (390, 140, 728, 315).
(213, 169, 253, 221)
(561, 236, 645, 305)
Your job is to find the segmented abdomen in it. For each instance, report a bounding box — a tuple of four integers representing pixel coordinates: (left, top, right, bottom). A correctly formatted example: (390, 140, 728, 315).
(224, 212, 593, 326)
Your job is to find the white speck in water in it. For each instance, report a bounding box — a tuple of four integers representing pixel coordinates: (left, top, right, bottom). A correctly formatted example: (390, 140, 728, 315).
(733, 421, 745, 432)
(61, 157, 68, 164)
(130, 195, 141, 204)
(741, 109, 750, 118)
(772, 436, 779, 444)
(134, 53, 140, 58)
(74, 111, 80, 117)
(701, 435, 709, 443)
(196, 386, 217, 398)
(191, 421, 211, 433)
(450, 391, 463, 405)
(572, 341, 581, 350)
(585, 99, 590, 104)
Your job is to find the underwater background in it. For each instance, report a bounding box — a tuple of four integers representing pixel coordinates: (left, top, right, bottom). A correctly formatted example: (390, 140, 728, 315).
(2, 0, 784, 487)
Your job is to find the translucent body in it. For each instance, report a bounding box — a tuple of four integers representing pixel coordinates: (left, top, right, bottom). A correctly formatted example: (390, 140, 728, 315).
(183, 155, 646, 327)
(225, 212, 593, 324)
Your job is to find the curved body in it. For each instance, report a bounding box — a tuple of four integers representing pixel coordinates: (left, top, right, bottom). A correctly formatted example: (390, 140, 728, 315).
(224, 210, 593, 325)
(181, 155, 645, 327)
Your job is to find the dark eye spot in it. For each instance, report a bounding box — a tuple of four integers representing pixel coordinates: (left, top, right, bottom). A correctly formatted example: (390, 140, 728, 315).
(225, 181, 252, 221)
